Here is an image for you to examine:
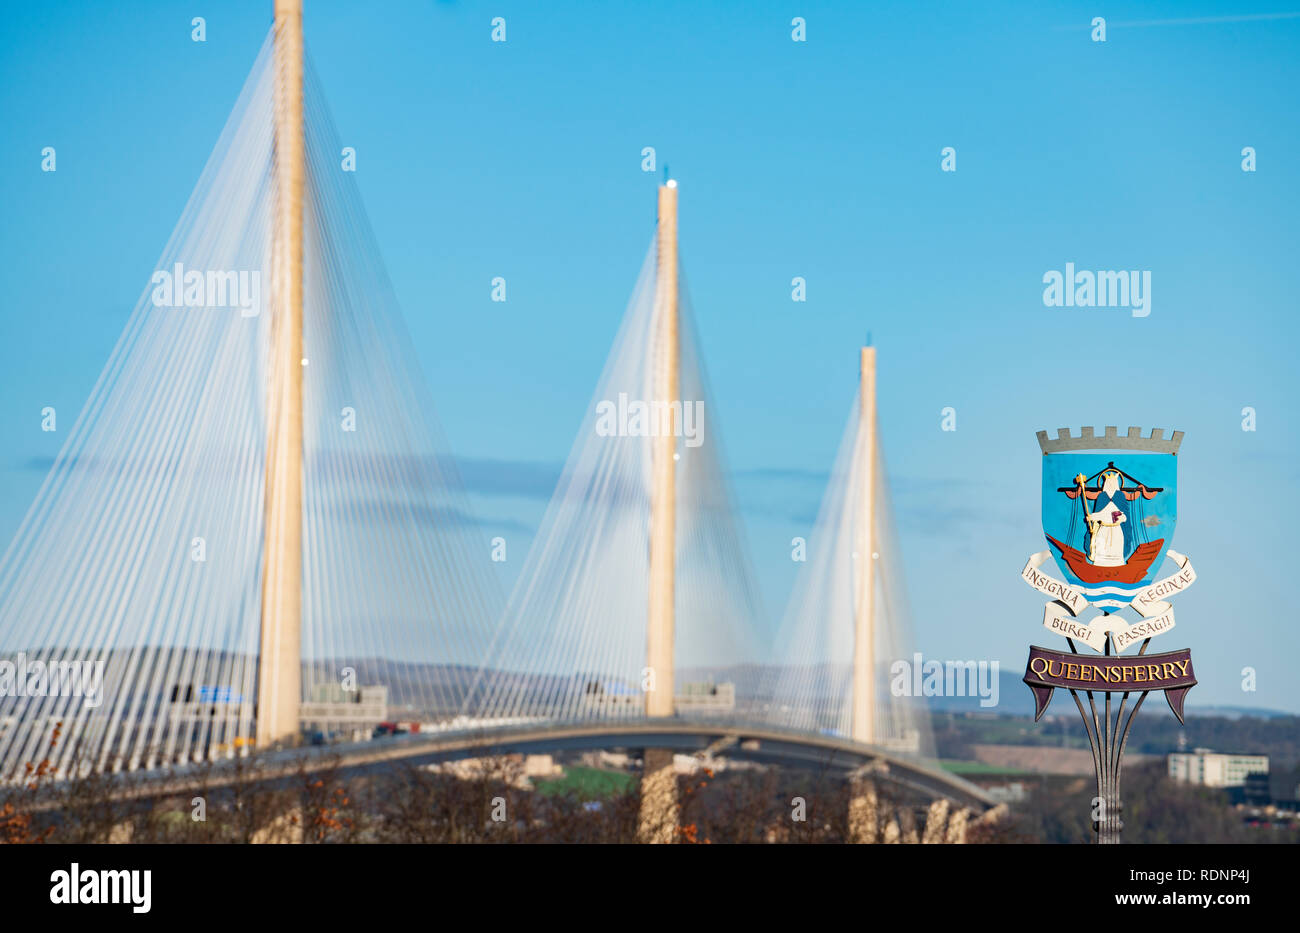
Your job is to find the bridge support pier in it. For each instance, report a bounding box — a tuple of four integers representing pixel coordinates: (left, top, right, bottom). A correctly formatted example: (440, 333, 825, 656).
(945, 806, 970, 844)
(969, 801, 1008, 841)
(637, 748, 678, 843)
(251, 805, 304, 844)
(848, 765, 972, 844)
(897, 805, 920, 844)
(921, 798, 951, 844)
(847, 776, 879, 843)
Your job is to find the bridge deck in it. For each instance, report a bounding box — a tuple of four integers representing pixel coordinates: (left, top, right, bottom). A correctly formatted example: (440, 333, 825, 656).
(49, 718, 995, 812)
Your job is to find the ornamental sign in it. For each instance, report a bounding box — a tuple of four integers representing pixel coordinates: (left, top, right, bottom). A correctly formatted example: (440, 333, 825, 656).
(1023, 645, 1196, 720)
(1021, 426, 1198, 845)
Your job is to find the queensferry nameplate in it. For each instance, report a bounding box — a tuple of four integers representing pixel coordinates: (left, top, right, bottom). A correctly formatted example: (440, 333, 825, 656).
(1023, 645, 1196, 720)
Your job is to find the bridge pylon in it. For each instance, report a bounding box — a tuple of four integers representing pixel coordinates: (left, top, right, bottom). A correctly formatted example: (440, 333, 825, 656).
(639, 180, 680, 843)
(646, 180, 678, 720)
(851, 346, 877, 744)
(848, 346, 881, 842)
(257, 0, 305, 749)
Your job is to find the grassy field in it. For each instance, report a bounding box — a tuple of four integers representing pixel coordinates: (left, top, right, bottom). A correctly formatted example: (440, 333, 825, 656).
(939, 759, 1030, 776)
(532, 766, 636, 800)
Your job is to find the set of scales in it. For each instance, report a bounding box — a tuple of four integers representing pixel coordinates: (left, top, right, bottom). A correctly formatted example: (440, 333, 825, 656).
(1018, 426, 1197, 844)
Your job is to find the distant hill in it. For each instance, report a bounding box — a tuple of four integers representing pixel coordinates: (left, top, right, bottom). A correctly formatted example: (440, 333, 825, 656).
(924, 670, 1296, 720)
(63, 650, 1284, 723)
(1183, 705, 1296, 720)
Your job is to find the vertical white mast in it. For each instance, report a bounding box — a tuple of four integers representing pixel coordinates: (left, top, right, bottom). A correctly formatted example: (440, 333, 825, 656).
(646, 181, 678, 717)
(851, 346, 876, 744)
(638, 181, 680, 844)
(257, 0, 305, 748)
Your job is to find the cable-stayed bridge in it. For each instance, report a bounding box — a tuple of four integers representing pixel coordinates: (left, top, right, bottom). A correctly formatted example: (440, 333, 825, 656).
(0, 2, 991, 836)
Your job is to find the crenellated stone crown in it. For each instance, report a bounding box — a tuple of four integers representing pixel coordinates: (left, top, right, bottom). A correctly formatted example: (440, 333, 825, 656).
(1036, 426, 1183, 455)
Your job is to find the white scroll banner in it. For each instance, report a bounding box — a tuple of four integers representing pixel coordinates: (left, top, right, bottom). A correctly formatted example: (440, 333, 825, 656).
(1042, 603, 1109, 652)
(1129, 550, 1196, 618)
(1022, 550, 1089, 616)
(1042, 603, 1176, 653)
(1108, 606, 1177, 652)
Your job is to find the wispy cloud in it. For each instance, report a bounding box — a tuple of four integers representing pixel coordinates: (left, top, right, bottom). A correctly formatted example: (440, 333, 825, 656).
(457, 457, 561, 500)
(734, 467, 829, 485)
(15, 451, 1029, 539)
(334, 499, 533, 534)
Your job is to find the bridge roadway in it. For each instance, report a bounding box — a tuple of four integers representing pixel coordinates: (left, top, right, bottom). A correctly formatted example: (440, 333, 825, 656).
(59, 718, 995, 812)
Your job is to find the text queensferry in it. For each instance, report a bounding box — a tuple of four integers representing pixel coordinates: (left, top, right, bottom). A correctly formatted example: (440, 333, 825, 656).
(1023, 645, 1196, 719)
(1028, 655, 1190, 685)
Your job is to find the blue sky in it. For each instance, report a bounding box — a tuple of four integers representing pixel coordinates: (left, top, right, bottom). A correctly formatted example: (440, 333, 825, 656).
(1, 1, 1298, 712)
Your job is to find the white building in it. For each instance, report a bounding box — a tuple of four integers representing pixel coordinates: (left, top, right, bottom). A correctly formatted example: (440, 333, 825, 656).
(1167, 748, 1268, 788)
(298, 684, 388, 729)
(675, 681, 736, 716)
(577, 679, 642, 716)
